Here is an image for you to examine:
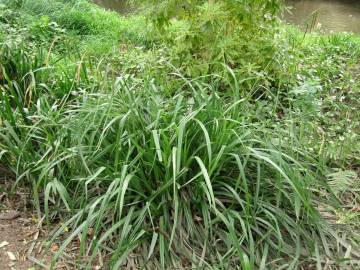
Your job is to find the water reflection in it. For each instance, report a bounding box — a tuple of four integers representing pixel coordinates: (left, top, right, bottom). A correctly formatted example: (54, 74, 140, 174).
(285, 0, 360, 33)
(93, 0, 128, 14)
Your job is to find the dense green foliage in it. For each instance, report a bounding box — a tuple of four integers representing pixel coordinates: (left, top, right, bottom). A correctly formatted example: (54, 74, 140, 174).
(143, 0, 283, 80)
(0, 0, 360, 269)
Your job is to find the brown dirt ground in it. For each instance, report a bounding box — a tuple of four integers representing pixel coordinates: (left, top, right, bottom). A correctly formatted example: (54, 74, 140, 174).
(0, 217, 37, 270)
(0, 174, 103, 270)
(0, 177, 50, 270)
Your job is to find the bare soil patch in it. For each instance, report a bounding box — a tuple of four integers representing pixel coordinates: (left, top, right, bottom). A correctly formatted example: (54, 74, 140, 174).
(0, 177, 50, 270)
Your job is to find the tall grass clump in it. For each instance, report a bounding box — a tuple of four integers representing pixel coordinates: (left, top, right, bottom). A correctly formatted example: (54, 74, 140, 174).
(1, 58, 332, 268)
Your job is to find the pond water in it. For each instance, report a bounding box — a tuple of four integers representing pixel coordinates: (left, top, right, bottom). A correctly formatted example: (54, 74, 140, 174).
(285, 0, 360, 33)
(93, 0, 128, 14)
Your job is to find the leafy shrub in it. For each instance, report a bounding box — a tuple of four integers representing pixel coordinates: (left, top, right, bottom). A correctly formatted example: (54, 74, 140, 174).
(142, 0, 283, 86)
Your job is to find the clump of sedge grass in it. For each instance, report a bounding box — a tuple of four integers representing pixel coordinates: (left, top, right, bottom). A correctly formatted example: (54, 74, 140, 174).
(1, 59, 332, 268)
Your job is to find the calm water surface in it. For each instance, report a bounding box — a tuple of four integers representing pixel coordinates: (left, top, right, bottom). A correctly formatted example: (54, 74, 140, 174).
(93, 0, 129, 14)
(285, 0, 360, 33)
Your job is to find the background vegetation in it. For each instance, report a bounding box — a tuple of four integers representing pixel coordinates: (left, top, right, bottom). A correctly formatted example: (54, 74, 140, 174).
(0, 0, 360, 269)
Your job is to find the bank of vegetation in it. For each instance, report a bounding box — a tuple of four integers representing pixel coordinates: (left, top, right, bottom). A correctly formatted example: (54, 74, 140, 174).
(0, 0, 360, 269)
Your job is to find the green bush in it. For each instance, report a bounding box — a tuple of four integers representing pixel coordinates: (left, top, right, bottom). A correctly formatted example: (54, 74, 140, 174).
(143, 0, 283, 85)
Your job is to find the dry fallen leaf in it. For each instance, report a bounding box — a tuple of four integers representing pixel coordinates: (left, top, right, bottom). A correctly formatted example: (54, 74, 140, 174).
(87, 227, 94, 237)
(7, 251, 16, 261)
(0, 241, 9, 248)
(51, 243, 59, 252)
(0, 210, 20, 220)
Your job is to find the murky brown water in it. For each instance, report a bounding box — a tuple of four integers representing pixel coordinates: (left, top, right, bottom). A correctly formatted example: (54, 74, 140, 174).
(93, 0, 128, 14)
(285, 0, 360, 33)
